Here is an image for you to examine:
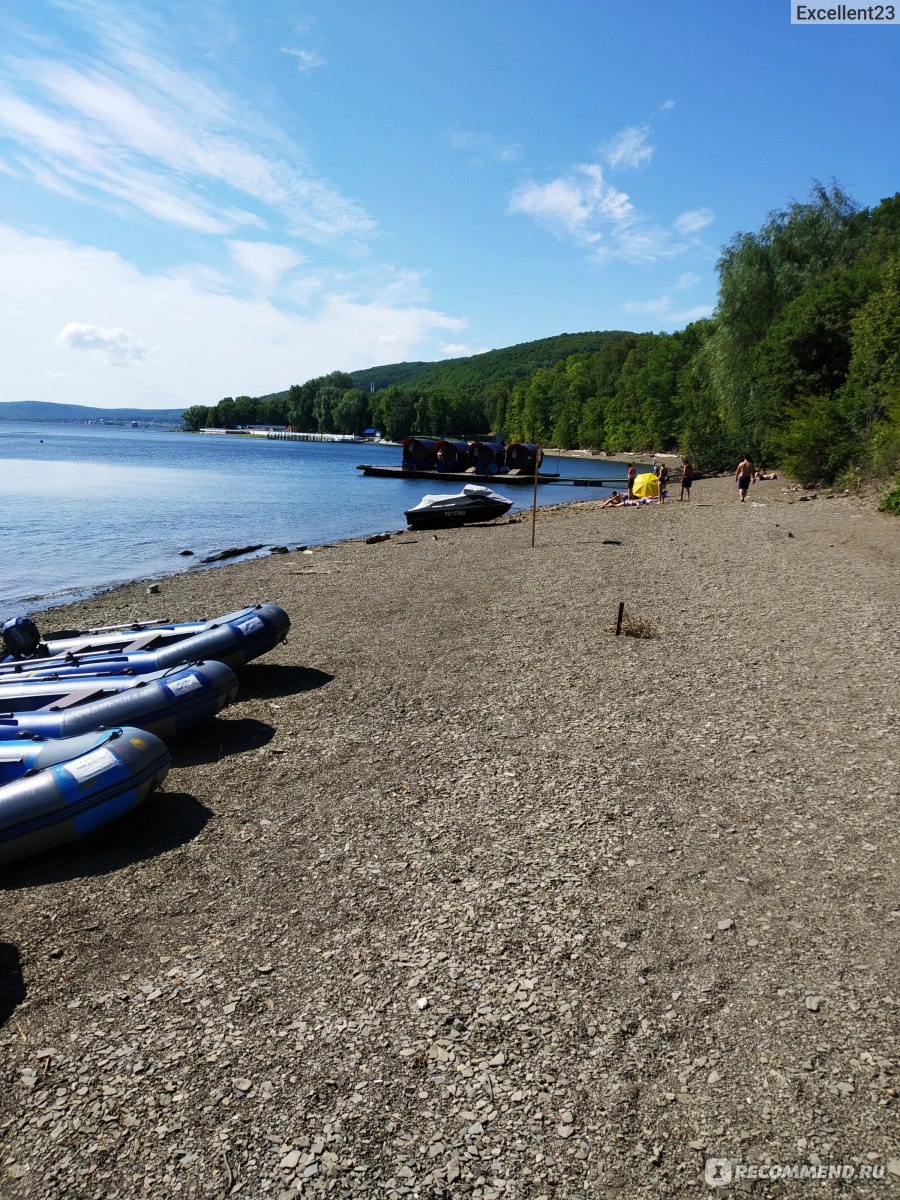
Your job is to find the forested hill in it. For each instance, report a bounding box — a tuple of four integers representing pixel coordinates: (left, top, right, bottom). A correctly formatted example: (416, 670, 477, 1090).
(347, 332, 633, 394)
(255, 331, 631, 404)
(182, 183, 900, 496)
(0, 401, 185, 424)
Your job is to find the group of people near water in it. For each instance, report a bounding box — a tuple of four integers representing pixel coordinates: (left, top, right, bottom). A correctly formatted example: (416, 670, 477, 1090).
(600, 458, 694, 508)
(600, 455, 779, 509)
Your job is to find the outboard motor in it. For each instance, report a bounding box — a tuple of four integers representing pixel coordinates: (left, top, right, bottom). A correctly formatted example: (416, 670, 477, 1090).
(2, 616, 43, 659)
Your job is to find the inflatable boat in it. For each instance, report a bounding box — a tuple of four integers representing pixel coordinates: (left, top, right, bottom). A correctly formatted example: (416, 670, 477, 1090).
(0, 660, 238, 742)
(0, 726, 171, 866)
(0, 603, 289, 677)
(405, 484, 514, 530)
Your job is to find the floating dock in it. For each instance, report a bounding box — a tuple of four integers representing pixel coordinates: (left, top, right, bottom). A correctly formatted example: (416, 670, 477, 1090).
(356, 464, 629, 487)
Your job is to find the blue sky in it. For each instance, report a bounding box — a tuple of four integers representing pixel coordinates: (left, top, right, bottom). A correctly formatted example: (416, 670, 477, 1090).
(0, 0, 897, 410)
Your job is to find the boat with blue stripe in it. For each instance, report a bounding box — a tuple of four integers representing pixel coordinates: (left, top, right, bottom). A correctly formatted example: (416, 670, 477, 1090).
(0, 603, 289, 678)
(0, 726, 171, 866)
(0, 660, 238, 742)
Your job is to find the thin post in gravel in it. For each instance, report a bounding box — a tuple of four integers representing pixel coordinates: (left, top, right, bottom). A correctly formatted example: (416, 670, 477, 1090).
(615, 600, 625, 636)
(531, 445, 540, 548)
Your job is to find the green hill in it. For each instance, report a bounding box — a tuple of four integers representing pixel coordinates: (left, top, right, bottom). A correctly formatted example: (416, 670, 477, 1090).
(255, 331, 633, 404)
(0, 401, 185, 424)
(348, 331, 632, 393)
(352, 331, 633, 391)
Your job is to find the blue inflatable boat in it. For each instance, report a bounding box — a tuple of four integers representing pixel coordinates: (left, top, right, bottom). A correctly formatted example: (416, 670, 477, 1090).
(0, 660, 238, 742)
(0, 604, 290, 678)
(0, 726, 171, 866)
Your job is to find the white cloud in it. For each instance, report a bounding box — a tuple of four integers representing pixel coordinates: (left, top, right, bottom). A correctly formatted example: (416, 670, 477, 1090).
(674, 208, 714, 234)
(0, 224, 465, 407)
(55, 321, 149, 366)
(228, 241, 305, 293)
(676, 271, 701, 290)
(623, 296, 673, 316)
(439, 342, 490, 358)
(509, 164, 633, 246)
(509, 164, 695, 265)
(0, 24, 376, 248)
(603, 125, 654, 170)
(448, 130, 522, 165)
(282, 47, 326, 73)
(622, 291, 714, 327)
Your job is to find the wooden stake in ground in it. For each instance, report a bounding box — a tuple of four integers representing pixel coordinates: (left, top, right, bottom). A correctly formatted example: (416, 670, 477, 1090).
(615, 601, 625, 636)
(531, 445, 541, 548)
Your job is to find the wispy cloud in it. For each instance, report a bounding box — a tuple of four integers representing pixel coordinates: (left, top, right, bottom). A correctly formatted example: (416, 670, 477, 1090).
(508, 103, 715, 266)
(674, 208, 714, 234)
(448, 130, 522, 165)
(282, 47, 325, 73)
(603, 124, 654, 170)
(0, 13, 376, 247)
(227, 241, 305, 293)
(509, 164, 633, 247)
(623, 293, 714, 327)
(509, 163, 697, 264)
(439, 341, 490, 358)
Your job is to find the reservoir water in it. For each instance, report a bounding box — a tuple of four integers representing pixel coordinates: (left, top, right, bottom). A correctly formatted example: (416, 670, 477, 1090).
(0, 423, 628, 617)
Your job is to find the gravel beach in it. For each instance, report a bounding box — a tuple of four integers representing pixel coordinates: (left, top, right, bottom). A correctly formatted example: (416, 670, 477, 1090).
(1, 475, 898, 1199)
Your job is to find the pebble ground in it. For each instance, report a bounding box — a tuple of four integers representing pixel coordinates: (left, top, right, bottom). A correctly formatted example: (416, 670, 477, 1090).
(1, 475, 898, 1199)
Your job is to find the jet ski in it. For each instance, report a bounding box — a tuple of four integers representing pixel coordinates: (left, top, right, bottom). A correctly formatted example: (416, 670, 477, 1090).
(404, 484, 513, 530)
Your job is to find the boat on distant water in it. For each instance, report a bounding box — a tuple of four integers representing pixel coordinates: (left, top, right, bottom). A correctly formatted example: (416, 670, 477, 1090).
(0, 726, 171, 866)
(404, 484, 514, 530)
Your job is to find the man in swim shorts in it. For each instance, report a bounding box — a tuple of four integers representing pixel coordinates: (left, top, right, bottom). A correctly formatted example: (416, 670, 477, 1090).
(735, 457, 754, 502)
(680, 459, 693, 501)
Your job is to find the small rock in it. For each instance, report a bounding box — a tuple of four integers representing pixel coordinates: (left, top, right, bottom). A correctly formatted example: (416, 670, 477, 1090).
(805, 995, 824, 1012)
(717, 919, 735, 932)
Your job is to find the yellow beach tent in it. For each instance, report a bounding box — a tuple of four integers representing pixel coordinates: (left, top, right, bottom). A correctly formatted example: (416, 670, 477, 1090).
(631, 472, 660, 498)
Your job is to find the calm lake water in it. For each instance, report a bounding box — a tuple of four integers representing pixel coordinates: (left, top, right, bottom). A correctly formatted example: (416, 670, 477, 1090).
(0, 422, 629, 617)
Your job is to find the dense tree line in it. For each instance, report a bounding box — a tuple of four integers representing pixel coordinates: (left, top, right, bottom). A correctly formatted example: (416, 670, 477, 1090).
(183, 183, 900, 490)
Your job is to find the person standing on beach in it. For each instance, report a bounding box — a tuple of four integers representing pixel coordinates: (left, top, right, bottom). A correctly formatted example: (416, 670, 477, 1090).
(680, 459, 693, 501)
(655, 462, 669, 503)
(736, 456, 754, 502)
(627, 463, 636, 496)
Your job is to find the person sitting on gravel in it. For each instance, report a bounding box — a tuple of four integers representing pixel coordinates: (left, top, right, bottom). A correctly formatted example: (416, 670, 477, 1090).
(600, 490, 624, 507)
